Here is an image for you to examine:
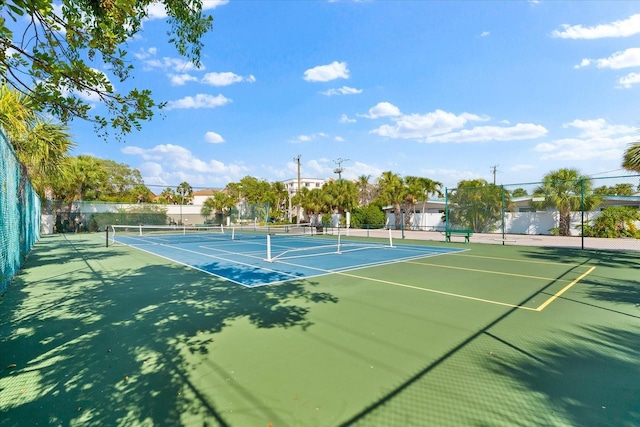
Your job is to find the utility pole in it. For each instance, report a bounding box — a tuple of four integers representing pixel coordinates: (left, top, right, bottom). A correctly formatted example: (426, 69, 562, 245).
(490, 164, 499, 185)
(294, 154, 301, 224)
(333, 158, 349, 180)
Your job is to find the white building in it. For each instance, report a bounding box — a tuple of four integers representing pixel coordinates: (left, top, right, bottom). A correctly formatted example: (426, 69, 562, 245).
(281, 177, 325, 196)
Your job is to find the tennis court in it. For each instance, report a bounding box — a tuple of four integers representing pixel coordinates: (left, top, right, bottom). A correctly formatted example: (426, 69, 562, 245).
(1, 232, 638, 426)
(106, 224, 465, 286)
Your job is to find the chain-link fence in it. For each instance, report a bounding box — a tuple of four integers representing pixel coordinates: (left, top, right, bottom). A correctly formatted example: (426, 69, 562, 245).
(1, 130, 41, 294)
(44, 201, 169, 234)
(441, 175, 640, 251)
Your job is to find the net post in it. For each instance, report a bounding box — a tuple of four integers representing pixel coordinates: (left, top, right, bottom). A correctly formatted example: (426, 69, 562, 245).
(139, 224, 142, 236)
(388, 228, 394, 248)
(231, 227, 236, 240)
(105, 226, 109, 248)
(220, 223, 224, 234)
(266, 234, 272, 262)
(337, 228, 342, 254)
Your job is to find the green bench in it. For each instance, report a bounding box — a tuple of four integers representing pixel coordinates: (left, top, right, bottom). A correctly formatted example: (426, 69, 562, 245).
(445, 228, 473, 243)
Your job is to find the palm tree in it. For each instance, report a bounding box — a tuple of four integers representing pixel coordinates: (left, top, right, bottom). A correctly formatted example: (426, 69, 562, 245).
(403, 176, 443, 230)
(534, 168, 601, 236)
(356, 174, 373, 206)
(323, 179, 358, 215)
(622, 143, 640, 173)
(271, 181, 288, 219)
(0, 84, 74, 203)
(0, 84, 35, 139)
(176, 182, 193, 205)
(375, 171, 405, 229)
(201, 191, 235, 224)
(447, 179, 508, 233)
(12, 119, 75, 197)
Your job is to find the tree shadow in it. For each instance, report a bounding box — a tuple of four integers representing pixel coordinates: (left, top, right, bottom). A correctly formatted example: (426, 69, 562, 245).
(0, 235, 338, 426)
(485, 325, 640, 426)
(520, 246, 640, 270)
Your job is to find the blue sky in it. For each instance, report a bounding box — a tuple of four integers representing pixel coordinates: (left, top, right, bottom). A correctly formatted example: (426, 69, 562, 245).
(69, 0, 640, 191)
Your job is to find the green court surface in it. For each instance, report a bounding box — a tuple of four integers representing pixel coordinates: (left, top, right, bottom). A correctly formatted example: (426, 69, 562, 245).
(1, 233, 638, 426)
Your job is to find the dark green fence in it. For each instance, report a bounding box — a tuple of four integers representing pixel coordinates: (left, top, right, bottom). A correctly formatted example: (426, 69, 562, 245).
(1, 129, 41, 295)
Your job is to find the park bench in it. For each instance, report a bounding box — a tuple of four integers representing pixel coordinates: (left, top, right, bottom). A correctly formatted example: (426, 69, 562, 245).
(445, 228, 473, 243)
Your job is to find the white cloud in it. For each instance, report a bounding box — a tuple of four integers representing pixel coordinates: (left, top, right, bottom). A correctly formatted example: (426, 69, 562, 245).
(146, 0, 229, 20)
(165, 94, 231, 110)
(122, 143, 246, 187)
(551, 14, 640, 39)
(426, 123, 548, 143)
(204, 132, 225, 143)
(480, 31, 490, 37)
(576, 48, 640, 70)
(201, 72, 256, 86)
(509, 164, 535, 172)
(618, 72, 640, 88)
(290, 133, 329, 143)
(362, 102, 402, 119)
(370, 109, 487, 140)
(321, 86, 363, 96)
(140, 56, 201, 72)
(169, 73, 198, 86)
(534, 118, 637, 161)
(339, 114, 356, 123)
(334, 136, 345, 142)
(134, 47, 157, 60)
(303, 61, 349, 82)
(563, 118, 635, 137)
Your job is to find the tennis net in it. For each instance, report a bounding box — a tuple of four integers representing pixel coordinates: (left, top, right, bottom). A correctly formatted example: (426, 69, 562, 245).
(106, 223, 314, 246)
(265, 227, 394, 262)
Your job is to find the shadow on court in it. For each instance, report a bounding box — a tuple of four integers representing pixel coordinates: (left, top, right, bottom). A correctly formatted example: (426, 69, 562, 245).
(2, 235, 639, 426)
(335, 245, 640, 426)
(0, 234, 337, 426)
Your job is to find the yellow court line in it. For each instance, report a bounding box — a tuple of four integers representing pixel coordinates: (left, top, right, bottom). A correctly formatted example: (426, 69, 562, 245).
(535, 266, 596, 312)
(336, 271, 538, 311)
(406, 260, 572, 283)
(449, 253, 583, 267)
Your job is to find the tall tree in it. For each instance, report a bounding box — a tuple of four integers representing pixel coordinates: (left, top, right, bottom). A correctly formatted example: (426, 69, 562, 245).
(201, 191, 234, 223)
(403, 176, 443, 229)
(55, 155, 106, 201)
(622, 143, 640, 173)
(322, 179, 358, 215)
(533, 168, 601, 236)
(447, 179, 508, 233)
(0, 84, 74, 198)
(375, 171, 405, 229)
(270, 181, 288, 219)
(356, 174, 373, 206)
(1, 1, 214, 140)
(176, 182, 193, 205)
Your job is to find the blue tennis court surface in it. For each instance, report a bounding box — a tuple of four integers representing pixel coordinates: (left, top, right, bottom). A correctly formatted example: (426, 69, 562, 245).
(111, 228, 465, 287)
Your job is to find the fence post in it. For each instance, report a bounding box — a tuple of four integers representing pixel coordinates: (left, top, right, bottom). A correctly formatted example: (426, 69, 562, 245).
(581, 178, 585, 250)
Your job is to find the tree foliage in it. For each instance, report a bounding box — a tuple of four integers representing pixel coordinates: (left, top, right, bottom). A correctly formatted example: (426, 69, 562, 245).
(622, 143, 640, 173)
(0, 0, 214, 140)
(51, 154, 151, 202)
(582, 206, 640, 238)
(375, 171, 405, 229)
(533, 168, 601, 236)
(447, 179, 511, 233)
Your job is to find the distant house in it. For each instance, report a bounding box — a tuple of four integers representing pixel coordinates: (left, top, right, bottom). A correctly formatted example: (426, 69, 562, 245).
(192, 189, 221, 206)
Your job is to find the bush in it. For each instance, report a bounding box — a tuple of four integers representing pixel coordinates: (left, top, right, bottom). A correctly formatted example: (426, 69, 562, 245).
(350, 205, 386, 229)
(581, 206, 640, 238)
